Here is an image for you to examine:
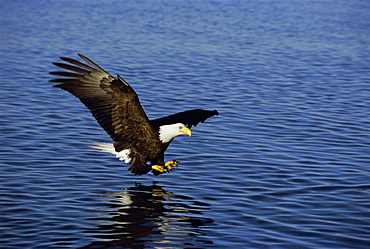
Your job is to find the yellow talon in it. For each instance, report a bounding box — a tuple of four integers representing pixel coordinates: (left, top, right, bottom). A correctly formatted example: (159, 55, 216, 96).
(165, 160, 179, 170)
(152, 165, 167, 173)
(152, 160, 179, 174)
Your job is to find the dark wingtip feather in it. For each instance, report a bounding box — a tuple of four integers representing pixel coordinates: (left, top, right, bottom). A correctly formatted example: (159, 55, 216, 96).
(150, 108, 219, 129)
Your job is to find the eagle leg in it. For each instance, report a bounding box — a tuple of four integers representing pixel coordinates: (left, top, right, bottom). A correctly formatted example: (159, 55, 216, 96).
(151, 160, 179, 175)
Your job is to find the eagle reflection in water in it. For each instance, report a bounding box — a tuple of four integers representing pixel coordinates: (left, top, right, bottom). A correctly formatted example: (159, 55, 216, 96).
(78, 183, 214, 248)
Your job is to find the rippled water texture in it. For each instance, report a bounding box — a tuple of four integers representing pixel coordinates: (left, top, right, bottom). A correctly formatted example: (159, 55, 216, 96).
(1, 0, 370, 248)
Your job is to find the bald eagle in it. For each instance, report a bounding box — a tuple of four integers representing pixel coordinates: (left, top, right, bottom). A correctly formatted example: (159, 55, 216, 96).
(50, 54, 218, 175)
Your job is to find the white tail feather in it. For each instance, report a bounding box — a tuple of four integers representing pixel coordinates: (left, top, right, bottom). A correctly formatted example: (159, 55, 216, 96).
(90, 143, 132, 163)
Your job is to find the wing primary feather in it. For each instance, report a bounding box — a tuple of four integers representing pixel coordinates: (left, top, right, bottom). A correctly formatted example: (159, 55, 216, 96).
(60, 56, 97, 72)
(52, 62, 89, 74)
(50, 78, 80, 85)
(49, 71, 83, 78)
(78, 53, 110, 74)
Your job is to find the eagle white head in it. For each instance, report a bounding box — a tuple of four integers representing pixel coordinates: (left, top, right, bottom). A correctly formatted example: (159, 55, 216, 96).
(159, 123, 192, 143)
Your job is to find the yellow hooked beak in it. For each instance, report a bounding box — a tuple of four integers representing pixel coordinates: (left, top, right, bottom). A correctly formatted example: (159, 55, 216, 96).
(181, 127, 192, 136)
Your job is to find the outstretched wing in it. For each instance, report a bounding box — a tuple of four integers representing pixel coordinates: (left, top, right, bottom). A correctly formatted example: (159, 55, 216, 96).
(150, 109, 219, 129)
(49, 54, 161, 166)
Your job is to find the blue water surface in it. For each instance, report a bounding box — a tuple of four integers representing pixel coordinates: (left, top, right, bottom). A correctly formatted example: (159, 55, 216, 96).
(1, 0, 370, 248)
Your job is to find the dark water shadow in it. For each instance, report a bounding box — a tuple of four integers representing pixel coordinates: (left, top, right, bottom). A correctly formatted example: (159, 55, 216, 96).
(78, 182, 214, 249)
